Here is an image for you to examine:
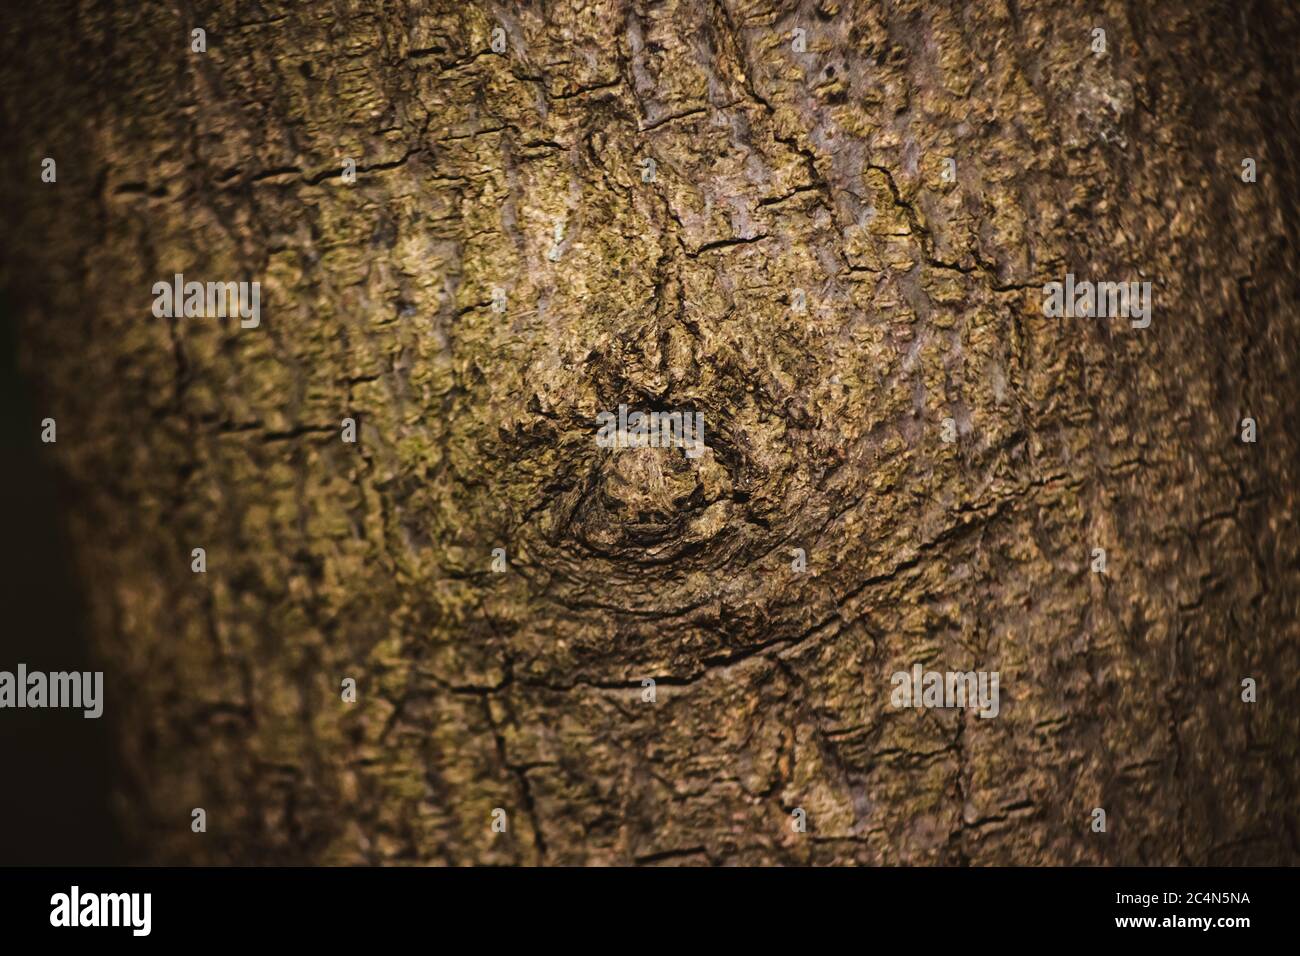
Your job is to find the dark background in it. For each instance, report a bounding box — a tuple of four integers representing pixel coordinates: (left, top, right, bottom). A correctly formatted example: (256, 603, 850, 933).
(0, 297, 123, 864)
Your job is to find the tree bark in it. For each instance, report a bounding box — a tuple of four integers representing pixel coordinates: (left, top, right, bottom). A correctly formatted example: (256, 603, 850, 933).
(2, 0, 1297, 865)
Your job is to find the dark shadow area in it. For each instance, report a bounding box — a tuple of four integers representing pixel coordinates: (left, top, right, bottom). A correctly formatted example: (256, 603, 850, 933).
(0, 294, 125, 864)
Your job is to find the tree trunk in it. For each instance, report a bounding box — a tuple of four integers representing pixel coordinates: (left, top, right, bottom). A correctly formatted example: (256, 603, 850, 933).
(2, 0, 1297, 865)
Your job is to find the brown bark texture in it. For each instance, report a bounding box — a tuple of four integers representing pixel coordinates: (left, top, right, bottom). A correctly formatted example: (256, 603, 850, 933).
(1, 0, 1298, 865)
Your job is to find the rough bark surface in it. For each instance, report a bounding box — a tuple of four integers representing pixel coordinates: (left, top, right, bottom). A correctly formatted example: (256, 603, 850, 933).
(2, 0, 1298, 865)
